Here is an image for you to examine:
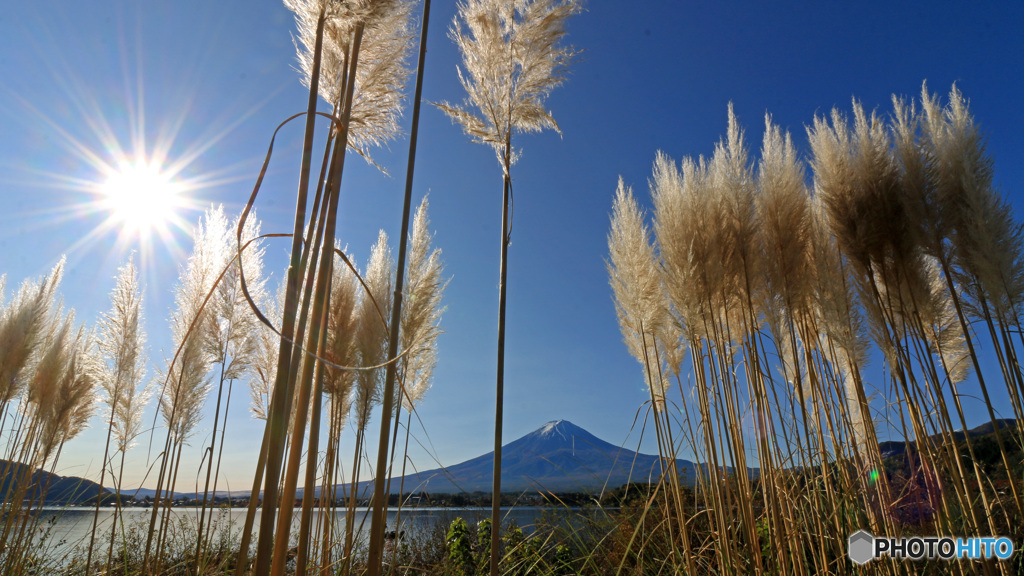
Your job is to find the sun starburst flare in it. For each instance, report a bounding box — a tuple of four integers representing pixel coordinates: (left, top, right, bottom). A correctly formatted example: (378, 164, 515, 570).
(99, 159, 186, 238)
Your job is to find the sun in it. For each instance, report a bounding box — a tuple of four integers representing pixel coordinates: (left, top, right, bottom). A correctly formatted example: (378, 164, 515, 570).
(100, 160, 184, 237)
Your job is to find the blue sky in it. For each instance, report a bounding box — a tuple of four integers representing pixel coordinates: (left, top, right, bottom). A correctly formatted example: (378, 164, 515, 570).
(0, 1, 1022, 490)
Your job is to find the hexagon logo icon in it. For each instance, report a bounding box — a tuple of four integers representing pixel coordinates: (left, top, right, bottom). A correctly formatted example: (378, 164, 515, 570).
(848, 530, 874, 565)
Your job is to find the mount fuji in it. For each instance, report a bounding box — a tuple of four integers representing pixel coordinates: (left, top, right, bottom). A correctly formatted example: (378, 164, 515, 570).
(343, 419, 702, 495)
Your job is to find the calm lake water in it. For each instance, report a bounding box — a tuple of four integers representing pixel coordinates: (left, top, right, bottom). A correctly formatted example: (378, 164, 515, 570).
(30, 506, 575, 564)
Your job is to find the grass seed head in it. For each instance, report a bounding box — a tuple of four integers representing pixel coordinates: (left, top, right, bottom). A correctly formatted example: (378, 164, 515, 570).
(437, 0, 582, 169)
(400, 197, 446, 410)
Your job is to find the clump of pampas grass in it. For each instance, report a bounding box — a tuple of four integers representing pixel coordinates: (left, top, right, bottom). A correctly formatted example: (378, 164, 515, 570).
(608, 84, 1024, 574)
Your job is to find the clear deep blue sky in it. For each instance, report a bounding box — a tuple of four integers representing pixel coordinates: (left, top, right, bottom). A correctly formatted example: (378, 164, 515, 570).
(0, 1, 1022, 490)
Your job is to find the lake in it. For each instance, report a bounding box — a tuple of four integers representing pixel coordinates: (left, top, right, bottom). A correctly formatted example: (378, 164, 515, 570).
(28, 505, 581, 565)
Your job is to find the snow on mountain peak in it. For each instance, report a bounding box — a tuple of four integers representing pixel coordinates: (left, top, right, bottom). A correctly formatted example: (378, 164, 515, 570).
(537, 420, 568, 439)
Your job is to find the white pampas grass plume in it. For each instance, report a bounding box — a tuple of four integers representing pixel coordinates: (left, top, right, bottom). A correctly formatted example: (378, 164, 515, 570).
(207, 213, 266, 381)
(761, 302, 803, 388)
(755, 115, 814, 398)
(24, 308, 98, 462)
(834, 345, 871, 457)
(0, 259, 65, 406)
(757, 115, 812, 315)
(924, 85, 1024, 324)
(39, 326, 99, 460)
(400, 197, 446, 411)
(436, 0, 581, 168)
(160, 208, 224, 440)
(353, 230, 394, 429)
(809, 103, 914, 369)
(608, 178, 668, 411)
(287, 0, 415, 152)
(970, 201, 1024, 325)
(918, 257, 972, 385)
(709, 104, 759, 317)
(98, 257, 149, 453)
(651, 152, 714, 339)
(808, 197, 869, 373)
(808, 108, 864, 268)
(655, 314, 686, 381)
(806, 195, 875, 453)
(892, 92, 948, 263)
(248, 284, 281, 421)
(26, 312, 77, 429)
(324, 246, 360, 405)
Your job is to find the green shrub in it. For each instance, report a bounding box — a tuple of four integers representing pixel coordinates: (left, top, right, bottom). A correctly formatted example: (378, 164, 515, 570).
(475, 518, 491, 573)
(446, 517, 474, 576)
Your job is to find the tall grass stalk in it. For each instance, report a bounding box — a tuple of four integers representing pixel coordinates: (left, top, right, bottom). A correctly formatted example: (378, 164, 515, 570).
(312, 248, 359, 575)
(296, 245, 356, 574)
(381, 196, 446, 572)
(292, 256, 335, 576)
(248, 1, 418, 571)
(437, 2, 580, 573)
(143, 207, 223, 572)
(244, 1, 328, 570)
(270, 158, 349, 576)
(365, 2, 432, 570)
(343, 232, 394, 572)
(194, 213, 265, 568)
(87, 256, 147, 573)
(235, 123, 336, 576)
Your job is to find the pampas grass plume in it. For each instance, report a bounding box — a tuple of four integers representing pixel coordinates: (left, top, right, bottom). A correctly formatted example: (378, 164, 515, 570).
(437, 0, 581, 166)
(400, 197, 446, 409)
(608, 178, 668, 409)
(0, 259, 65, 406)
(288, 0, 415, 152)
(354, 230, 394, 427)
(98, 257, 149, 452)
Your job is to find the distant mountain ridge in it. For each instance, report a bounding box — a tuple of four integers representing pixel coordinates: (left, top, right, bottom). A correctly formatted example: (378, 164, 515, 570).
(0, 460, 111, 505)
(878, 419, 1018, 459)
